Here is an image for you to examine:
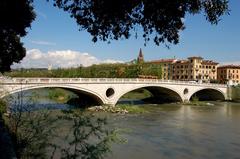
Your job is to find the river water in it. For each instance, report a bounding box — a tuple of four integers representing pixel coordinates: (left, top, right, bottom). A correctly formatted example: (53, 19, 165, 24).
(9, 89, 240, 159)
(105, 103, 240, 159)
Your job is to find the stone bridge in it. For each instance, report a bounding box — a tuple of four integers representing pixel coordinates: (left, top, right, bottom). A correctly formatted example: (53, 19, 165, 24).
(0, 78, 231, 106)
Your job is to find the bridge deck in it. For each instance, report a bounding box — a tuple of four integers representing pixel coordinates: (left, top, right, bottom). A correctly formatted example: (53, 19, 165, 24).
(0, 77, 227, 88)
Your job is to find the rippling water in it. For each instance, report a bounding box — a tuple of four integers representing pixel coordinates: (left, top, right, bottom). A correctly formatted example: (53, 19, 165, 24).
(8, 89, 240, 159)
(105, 103, 240, 159)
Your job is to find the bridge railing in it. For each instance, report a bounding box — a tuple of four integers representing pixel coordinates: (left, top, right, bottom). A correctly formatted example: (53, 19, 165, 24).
(0, 77, 227, 87)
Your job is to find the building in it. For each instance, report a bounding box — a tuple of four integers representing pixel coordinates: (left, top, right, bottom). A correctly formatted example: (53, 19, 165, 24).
(135, 50, 219, 82)
(172, 56, 218, 81)
(217, 65, 240, 85)
(148, 59, 177, 80)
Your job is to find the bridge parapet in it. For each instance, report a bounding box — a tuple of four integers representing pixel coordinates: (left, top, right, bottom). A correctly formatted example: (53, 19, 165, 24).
(1, 77, 227, 88)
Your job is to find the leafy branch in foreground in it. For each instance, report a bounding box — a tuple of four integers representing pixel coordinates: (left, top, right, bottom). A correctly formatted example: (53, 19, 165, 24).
(52, 110, 125, 159)
(51, 0, 229, 45)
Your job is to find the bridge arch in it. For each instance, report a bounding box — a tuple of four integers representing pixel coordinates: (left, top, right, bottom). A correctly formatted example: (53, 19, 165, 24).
(2, 84, 105, 105)
(189, 88, 226, 101)
(115, 85, 183, 105)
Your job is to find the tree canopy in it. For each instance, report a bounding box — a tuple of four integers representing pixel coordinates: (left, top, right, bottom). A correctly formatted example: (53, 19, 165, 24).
(52, 0, 229, 45)
(0, 0, 229, 73)
(0, 0, 35, 73)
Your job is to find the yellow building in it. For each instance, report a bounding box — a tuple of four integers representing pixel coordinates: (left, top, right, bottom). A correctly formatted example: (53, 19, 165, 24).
(148, 59, 177, 80)
(171, 56, 218, 81)
(136, 50, 218, 81)
(217, 65, 240, 85)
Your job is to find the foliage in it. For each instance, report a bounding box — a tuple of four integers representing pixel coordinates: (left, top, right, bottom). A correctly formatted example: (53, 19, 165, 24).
(0, 0, 35, 72)
(0, 0, 229, 72)
(232, 85, 240, 101)
(6, 93, 57, 158)
(117, 104, 147, 114)
(5, 63, 162, 78)
(48, 88, 74, 103)
(51, 0, 229, 45)
(2, 91, 121, 159)
(0, 99, 7, 115)
(121, 88, 152, 99)
(51, 109, 124, 159)
(191, 95, 199, 103)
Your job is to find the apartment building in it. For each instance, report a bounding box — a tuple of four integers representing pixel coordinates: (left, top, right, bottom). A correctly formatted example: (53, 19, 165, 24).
(217, 65, 240, 85)
(170, 56, 218, 81)
(148, 59, 177, 80)
(136, 50, 219, 81)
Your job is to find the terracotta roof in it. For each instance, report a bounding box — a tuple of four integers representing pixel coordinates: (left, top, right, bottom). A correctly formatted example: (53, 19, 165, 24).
(148, 59, 177, 63)
(202, 60, 218, 65)
(187, 56, 203, 59)
(218, 65, 240, 69)
(175, 60, 189, 64)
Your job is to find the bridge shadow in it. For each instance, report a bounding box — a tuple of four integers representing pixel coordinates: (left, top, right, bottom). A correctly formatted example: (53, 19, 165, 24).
(118, 87, 182, 105)
(4, 88, 103, 110)
(190, 88, 225, 101)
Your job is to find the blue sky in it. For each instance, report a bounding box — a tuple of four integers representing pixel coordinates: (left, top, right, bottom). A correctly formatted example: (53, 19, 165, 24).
(20, 0, 240, 68)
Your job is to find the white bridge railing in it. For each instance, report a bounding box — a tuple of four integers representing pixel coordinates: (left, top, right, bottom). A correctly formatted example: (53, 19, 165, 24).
(0, 77, 227, 87)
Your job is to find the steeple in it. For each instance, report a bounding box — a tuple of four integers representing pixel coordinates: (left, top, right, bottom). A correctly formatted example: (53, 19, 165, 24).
(137, 48, 144, 63)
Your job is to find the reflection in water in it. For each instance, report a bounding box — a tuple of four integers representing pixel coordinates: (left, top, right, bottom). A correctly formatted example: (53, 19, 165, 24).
(7, 89, 240, 159)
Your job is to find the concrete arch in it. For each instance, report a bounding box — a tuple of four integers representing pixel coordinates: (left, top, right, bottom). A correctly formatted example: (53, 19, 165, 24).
(189, 88, 226, 101)
(2, 84, 105, 105)
(115, 85, 183, 105)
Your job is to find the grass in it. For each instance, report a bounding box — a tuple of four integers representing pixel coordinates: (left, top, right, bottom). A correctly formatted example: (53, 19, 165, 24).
(48, 88, 74, 103)
(182, 95, 214, 106)
(116, 104, 148, 113)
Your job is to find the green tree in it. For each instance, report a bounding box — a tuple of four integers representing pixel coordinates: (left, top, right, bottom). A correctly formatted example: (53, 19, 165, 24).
(52, 0, 229, 45)
(0, 0, 229, 73)
(0, 0, 35, 72)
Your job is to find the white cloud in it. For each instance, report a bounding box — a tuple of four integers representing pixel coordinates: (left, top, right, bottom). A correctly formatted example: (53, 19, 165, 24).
(31, 40, 56, 46)
(12, 49, 123, 69)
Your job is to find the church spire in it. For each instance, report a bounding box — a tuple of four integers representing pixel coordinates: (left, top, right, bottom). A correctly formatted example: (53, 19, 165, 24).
(137, 48, 144, 63)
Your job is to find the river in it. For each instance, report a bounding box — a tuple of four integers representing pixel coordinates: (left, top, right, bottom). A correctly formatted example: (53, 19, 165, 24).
(8, 89, 240, 159)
